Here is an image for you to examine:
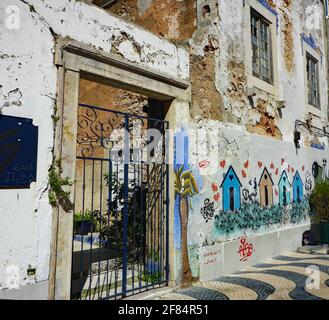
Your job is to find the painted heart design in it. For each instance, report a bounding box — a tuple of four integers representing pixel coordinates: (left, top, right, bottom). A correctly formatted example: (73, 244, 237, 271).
(281, 159, 285, 166)
(258, 161, 263, 168)
(212, 183, 218, 192)
(244, 161, 249, 169)
(291, 167, 295, 173)
(214, 193, 220, 202)
(275, 168, 279, 176)
(242, 170, 247, 178)
(220, 160, 226, 169)
(288, 165, 291, 173)
(229, 174, 234, 181)
(270, 162, 275, 169)
(302, 166, 305, 172)
(275, 189, 279, 196)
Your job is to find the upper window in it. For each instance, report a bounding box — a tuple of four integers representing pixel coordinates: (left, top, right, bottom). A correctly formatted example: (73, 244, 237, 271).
(251, 10, 273, 84)
(306, 53, 320, 109)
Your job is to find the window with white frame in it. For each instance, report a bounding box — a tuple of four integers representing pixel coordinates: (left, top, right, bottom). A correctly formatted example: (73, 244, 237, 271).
(250, 9, 273, 84)
(306, 53, 320, 109)
(244, 0, 278, 97)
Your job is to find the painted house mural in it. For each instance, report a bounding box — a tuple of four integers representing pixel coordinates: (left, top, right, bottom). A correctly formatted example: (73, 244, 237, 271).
(173, 129, 320, 286)
(292, 171, 304, 203)
(278, 171, 291, 207)
(220, 166, 242, 212)
(259, 167, 274, 207)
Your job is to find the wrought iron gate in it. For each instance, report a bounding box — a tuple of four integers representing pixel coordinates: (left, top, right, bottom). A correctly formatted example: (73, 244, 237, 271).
(71, 103, 169, 300)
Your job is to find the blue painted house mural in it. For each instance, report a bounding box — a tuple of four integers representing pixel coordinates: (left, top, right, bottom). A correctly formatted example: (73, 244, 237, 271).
(278, 170, 291, 206)
(220, 166, 242, 212)
(292, 171, 304, 203)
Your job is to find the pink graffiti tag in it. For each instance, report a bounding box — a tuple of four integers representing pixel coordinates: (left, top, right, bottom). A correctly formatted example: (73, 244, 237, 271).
(237, 237, 255, 262)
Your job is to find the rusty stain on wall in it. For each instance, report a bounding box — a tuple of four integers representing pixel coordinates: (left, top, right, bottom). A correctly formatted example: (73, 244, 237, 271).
(247, 98, 282, 139)
(281, 3, 294, 73)
(227, 61, 246, 110)
(79, 78, 147, 115)
(108, 0, 196, 42)
(190, 52, 222, 121)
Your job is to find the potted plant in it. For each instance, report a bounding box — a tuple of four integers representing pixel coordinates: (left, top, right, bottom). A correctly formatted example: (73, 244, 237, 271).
(74, 210, 95, 235)
(309, 182, 329, 244)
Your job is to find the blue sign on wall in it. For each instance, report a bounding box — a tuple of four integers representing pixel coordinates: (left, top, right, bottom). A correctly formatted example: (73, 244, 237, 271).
(0, 115, 38, 188)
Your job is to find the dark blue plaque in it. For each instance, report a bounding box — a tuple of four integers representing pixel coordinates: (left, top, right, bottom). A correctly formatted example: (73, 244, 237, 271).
(0, 115, 38, 188)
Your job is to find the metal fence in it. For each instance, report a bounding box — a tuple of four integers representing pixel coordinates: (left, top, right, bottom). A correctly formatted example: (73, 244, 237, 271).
(71, 103, 169, 300)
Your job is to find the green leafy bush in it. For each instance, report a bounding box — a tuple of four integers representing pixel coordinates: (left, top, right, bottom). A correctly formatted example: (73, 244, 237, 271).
(74, 210, 96, 225)
(310, 182, 329, 224)
(214, 199, 309, 235)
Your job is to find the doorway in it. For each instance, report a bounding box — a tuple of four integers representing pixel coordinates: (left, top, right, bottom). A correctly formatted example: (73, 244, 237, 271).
(71, 80, 169, 300)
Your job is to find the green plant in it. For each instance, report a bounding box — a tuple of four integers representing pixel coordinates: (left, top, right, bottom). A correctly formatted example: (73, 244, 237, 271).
(74, 210, 96, 224)
(310, 182, 329, 224)
(99, 174, 146, 263)
(48, 158, 73, 209)
(139, 271, 162, 284)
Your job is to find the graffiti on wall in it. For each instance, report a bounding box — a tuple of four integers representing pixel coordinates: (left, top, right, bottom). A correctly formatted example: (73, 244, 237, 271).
(242, 178, 258, 203)
(200, 198, 215, 223)
(313, 160, 329, 185)
(173, 130, 318, 285)
(237, 237, 255, 262)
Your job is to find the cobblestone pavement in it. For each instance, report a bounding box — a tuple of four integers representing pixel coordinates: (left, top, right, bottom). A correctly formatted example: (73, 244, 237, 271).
(157, 250, 329, 300)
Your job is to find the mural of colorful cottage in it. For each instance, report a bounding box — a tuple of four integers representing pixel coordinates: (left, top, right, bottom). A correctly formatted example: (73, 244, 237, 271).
(259, 167, 274, 207)
(278, 171, 291, 207)
(220, 166, 242, 212)
(292, 171, 304, 203)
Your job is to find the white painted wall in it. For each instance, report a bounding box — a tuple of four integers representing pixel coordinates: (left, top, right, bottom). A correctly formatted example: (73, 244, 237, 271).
(0, 0, 189, 295)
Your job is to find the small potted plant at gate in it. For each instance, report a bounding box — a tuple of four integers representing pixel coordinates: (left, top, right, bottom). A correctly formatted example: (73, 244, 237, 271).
(309, 181, 329, 244)
(74, 210, 95, 235)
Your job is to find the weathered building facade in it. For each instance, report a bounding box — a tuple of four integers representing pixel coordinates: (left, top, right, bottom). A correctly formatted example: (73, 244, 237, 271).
(0, 0, 329, 299)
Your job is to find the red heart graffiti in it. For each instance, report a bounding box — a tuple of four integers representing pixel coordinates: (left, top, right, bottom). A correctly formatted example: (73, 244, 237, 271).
(258, 161, 263, 169)
(220, 160, 226, 169)
(244, 160, 249, 169)
(291, 167, 295, 174)
(288, 165, 291, 173)
(242, 170, 247, 178)
(275, 189, 279, 196)
(302, 166, 305, 172)
(212, 183, 218, 192)
(214, 193, 220, 202)
(281, 159, 285, 166)
(270, 162, 275, 170)
(275, 168, 279, 176)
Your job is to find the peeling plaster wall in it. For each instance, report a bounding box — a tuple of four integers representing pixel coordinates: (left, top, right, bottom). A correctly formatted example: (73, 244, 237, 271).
(0, 0, 189, 296)
(106, 0, 328, 139)
(107, 0, 197, 42)
(170, 0, 329, 285)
